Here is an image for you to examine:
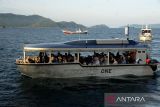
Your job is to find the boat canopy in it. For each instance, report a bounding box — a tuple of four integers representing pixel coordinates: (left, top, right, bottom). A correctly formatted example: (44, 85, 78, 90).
(24, 39, 148, 51)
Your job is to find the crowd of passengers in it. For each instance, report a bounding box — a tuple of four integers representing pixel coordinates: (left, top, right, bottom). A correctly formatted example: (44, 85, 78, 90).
(79, 51, 136, 65)
(25, 51, 137, 65)
(25, 52, 76, 63)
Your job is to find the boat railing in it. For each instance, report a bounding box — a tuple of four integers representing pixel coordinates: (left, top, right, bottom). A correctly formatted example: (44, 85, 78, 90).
(16, 58, 24, 64)
(16, 59, 150, 66)
(16, 55, 147, 65)
(16, 55, 76, 64)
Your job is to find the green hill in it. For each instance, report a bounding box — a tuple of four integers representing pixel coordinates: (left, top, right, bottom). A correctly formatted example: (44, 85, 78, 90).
(0, 13, 58, 27)
(57, 21, 87, 30)
(0, 13, 87, 29)
(1, 13, 160, 29)
(90, 24, 109, 29)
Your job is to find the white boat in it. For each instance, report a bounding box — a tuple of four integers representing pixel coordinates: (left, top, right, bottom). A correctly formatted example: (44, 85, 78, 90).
(16, 38, 158, 78)
(62, 28, 88, 35)
(75, 28, 88, 34)
(62, 30, 74, 34)
(139, 25, 152, 41)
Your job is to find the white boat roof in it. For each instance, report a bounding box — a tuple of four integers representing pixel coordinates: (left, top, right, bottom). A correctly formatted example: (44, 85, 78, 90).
(141, 29, 151, 30)
(141, 25, 151, 30)
(24, 39, 148, 51)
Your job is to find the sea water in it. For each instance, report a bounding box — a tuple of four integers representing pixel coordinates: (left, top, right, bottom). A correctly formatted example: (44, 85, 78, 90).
(0, 27, 160, 107)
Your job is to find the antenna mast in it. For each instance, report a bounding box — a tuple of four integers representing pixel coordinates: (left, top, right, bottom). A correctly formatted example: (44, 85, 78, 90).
(125, 25, 129, 40)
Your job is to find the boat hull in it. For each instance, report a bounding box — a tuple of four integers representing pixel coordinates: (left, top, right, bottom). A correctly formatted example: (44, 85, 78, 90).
(139, 35, 152, 41)
(17, 63, 155, 78)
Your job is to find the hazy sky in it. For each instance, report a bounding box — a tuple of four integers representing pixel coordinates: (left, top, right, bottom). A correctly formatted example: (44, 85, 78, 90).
(0, 0, 160, 27)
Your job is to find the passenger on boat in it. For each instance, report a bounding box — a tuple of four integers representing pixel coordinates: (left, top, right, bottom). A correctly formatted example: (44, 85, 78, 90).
(121, 55, 126, 64)
(128, 51, 136, 63)
(99, 55, 104, 65)
(54, 57, 58, 63)
(44, 52, 49, 63)
(25, 56, 35, 63)
(109, 55, 114, 64)
(25, 56, 30, 63)
(79, 56, 85, 64)
(51, 53, 55, 63)
(93, 55, 100, 65)
(34, 56, 40, 63)
(136, 58, 142, 64)
(62, 55, 67, 63)
(85, 55, 92, 65)
(113, 58, 118, 64)
(115, 52, 123, 64)
(65, 53, 68, 61)
(74, 53, 78, 63)
(67, 53, 74, 62)
(146, 56, 151, 64)
(103, 55, 108, 65)
(39, 52, 44, 63)
(57, 52, 63, 63)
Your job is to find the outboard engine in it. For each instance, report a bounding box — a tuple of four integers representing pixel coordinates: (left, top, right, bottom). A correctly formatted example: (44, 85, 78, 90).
(150, 59, 158, 71)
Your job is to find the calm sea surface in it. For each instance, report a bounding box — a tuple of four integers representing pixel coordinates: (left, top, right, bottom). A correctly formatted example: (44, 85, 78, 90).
(0, 27, 160, 107)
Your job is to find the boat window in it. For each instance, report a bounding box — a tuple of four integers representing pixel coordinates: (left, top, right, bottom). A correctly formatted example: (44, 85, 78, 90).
(50, 51, 75, 63)
(79, 52, 94, 65)
(79, 51, 110, 65)
(109, 51, 136, 64)
(79, 50, 137, 66)
(24, 51, 50, 63)
(138, 51, 141, 53)
(24, 51, 78, 64)
(147, 30, 151, 33)
(23, 50, 136, 65)
(142, 51, 145, 53)
(144, 30, 148, 33)
(142, 30, 145, 33)
(142, 30, 151, 33)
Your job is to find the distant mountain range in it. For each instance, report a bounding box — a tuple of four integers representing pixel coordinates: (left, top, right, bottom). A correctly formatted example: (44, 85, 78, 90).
(89, 24, 109, 29)
(57, 21, 86, 30)
(0, 13, 160, 29)
(0, 13, 86, 29)
(0, 13, 56, 27)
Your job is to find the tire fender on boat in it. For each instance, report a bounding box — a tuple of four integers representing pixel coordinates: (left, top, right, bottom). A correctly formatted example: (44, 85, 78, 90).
(150, 59, 159, 71)
(150, 64, 157, 71)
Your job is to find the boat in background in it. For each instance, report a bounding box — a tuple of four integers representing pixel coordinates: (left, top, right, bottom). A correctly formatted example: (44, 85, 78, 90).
(62, 30, 73, 34)
(62, 28, 88, 35)
(139, 25, 152, 42)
